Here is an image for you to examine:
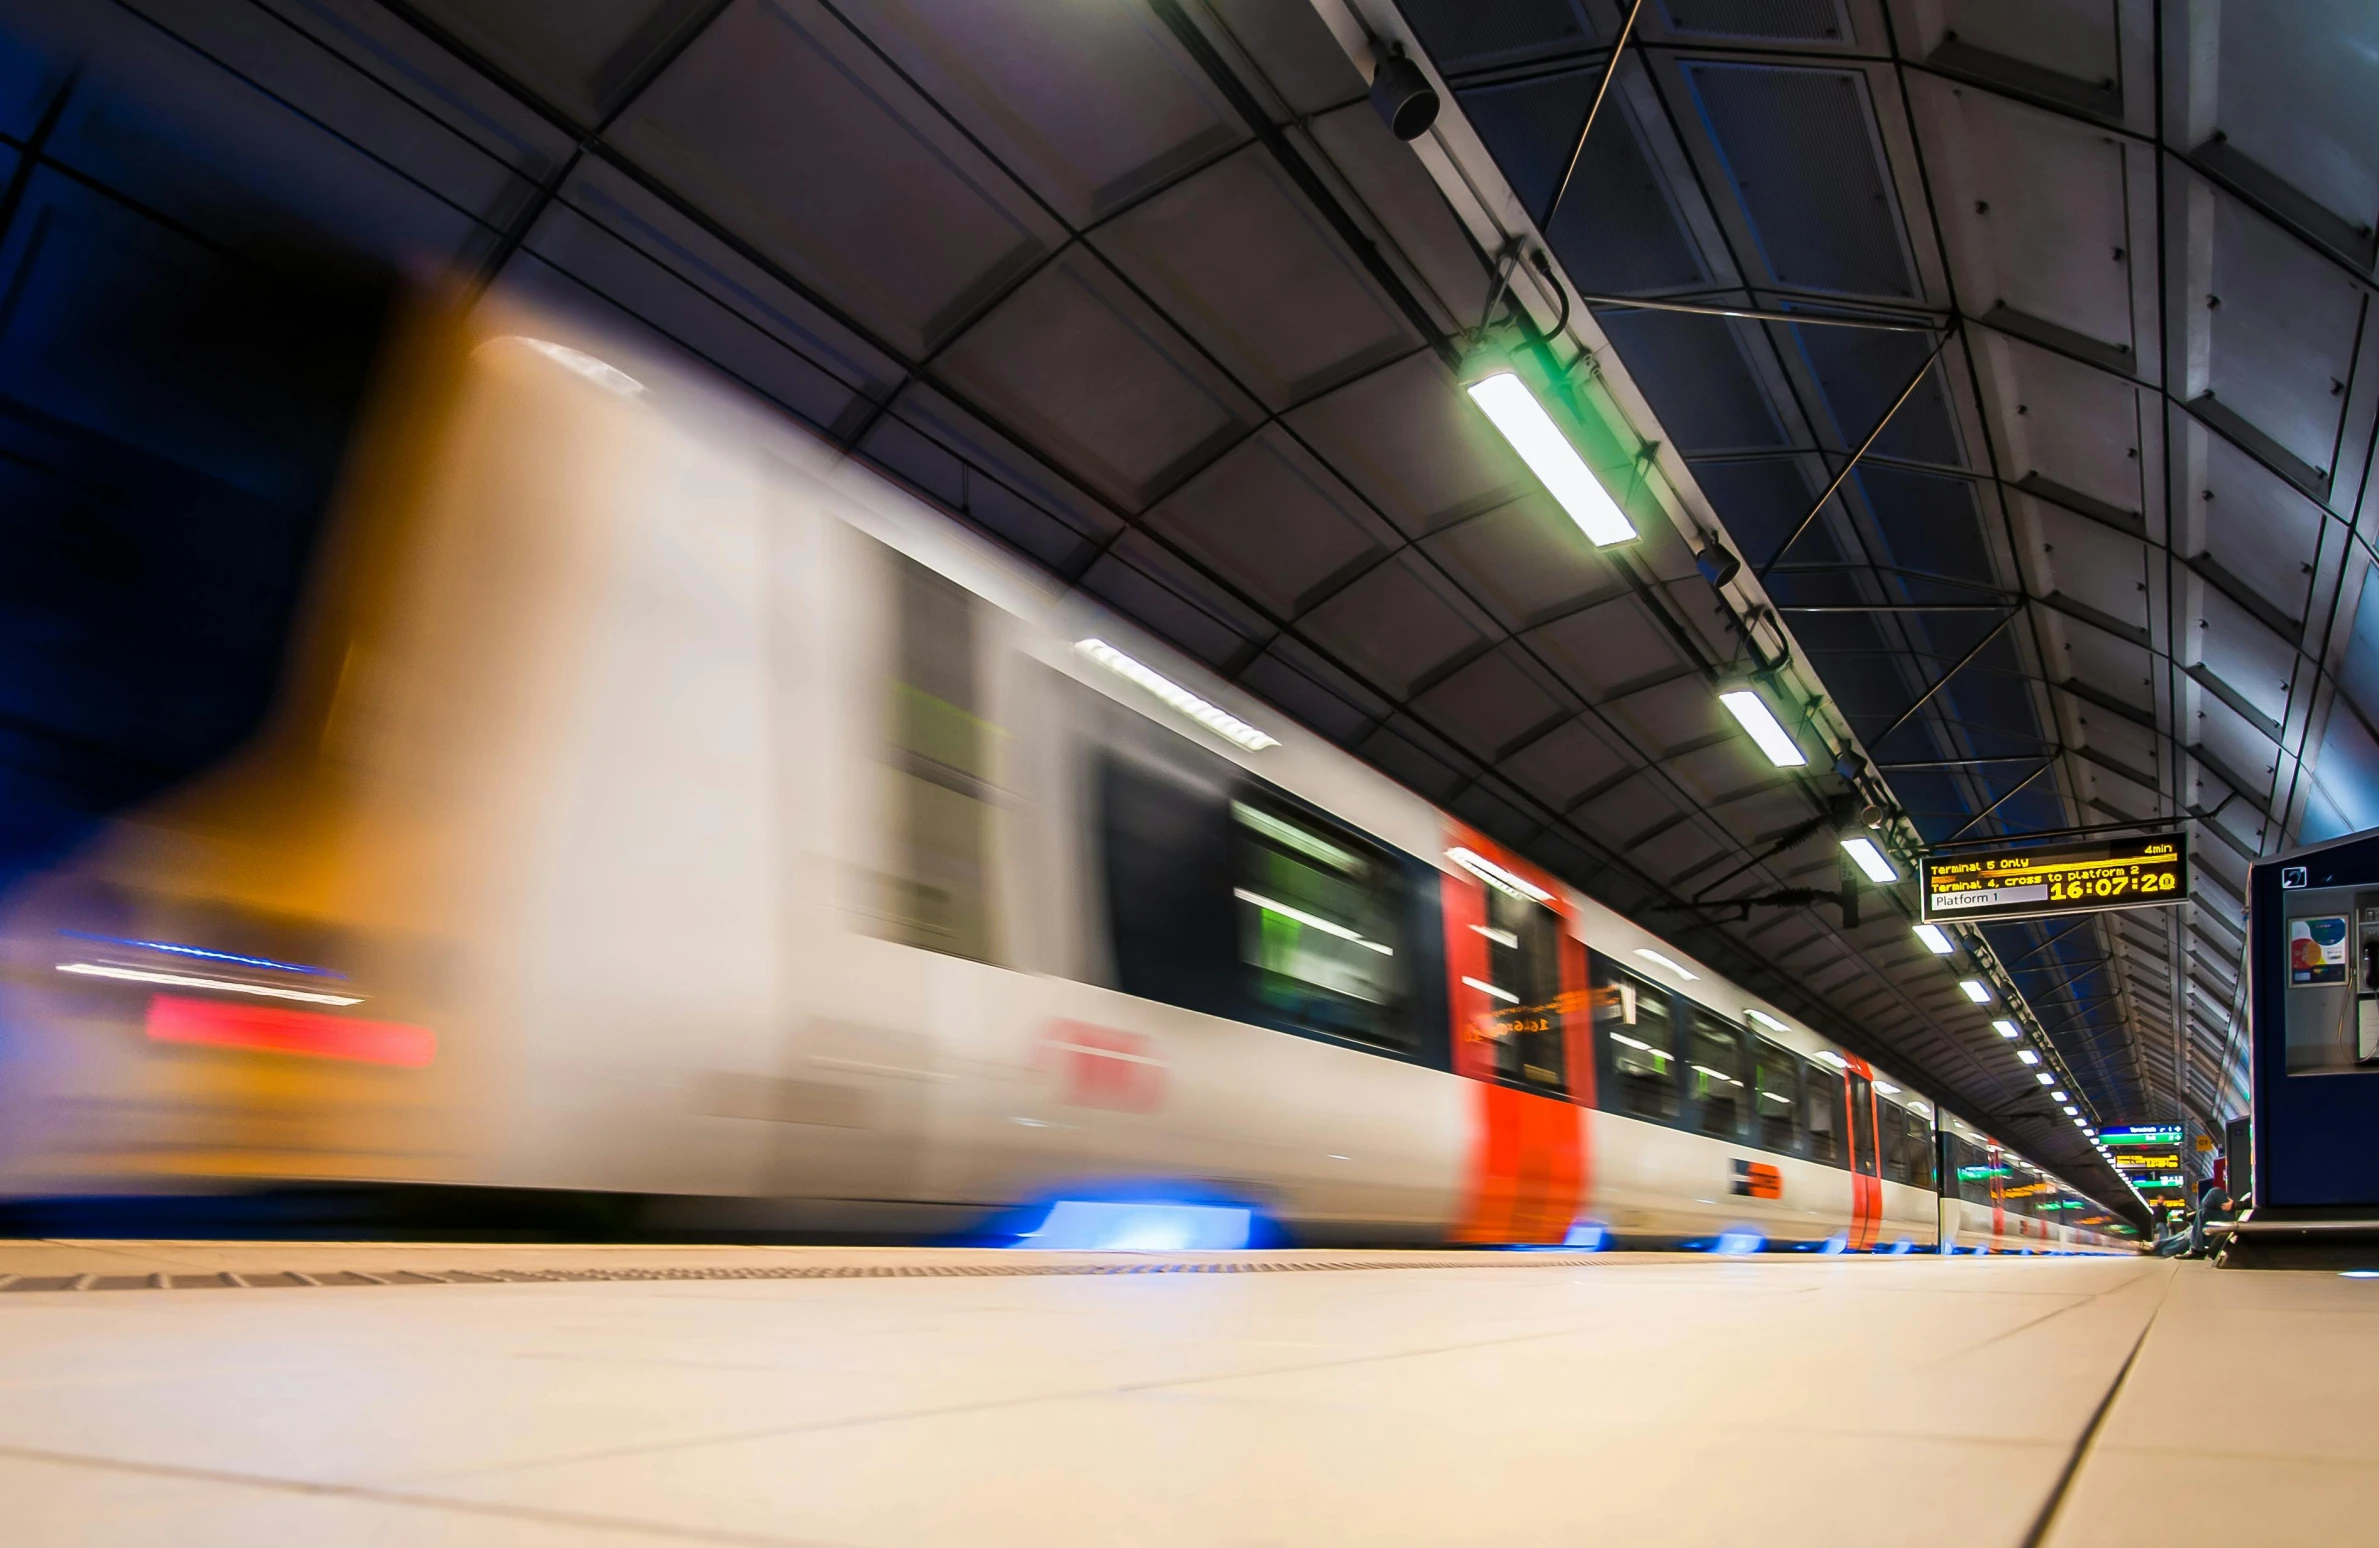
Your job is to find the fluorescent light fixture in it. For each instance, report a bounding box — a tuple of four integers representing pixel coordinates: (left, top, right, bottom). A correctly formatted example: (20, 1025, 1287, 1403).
(1873, 1080, 1902, 1095)
(1232, 890, 1391, 954)
(1745, 1008, 1789, 1033)
(1992, 1019, 2021, 1038)
(1959, 978, 1992, 1003)
(1462, 975, 1519, 1005)
(2074, 1117, 2091, 1128)
(1839, 836, 1897, 883)
(2036, 1072, 2055, 1086)
(2062, 1105, 2079, 1116)
(1634, 948, 1698, 981)
(2082, 1128, 2096, 1137)
(1471, 925, 1519, 948)
(1464, 372, 1636, 545)
(2017, 1049, 2041, 1065)
(1717, 689, 1807, 767)
(1446, 847, 1553, 904)
(56, 962, 362, 1007)
(1076, 639, 1278, 751)
(1913, 923, 1955, 955)
(2050, 1090, 2068, 1102)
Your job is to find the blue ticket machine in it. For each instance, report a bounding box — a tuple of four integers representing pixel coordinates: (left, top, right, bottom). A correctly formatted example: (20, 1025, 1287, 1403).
(2232, 829, 2379, 1266)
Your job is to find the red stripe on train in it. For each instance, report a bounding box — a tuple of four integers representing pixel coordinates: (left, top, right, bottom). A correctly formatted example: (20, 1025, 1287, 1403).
(145, 994, 436, 1068)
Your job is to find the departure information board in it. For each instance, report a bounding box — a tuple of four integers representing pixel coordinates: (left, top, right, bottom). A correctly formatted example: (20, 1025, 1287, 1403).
(1921, 833, 2188, 924)
(2102, 1126, 2188, 1191)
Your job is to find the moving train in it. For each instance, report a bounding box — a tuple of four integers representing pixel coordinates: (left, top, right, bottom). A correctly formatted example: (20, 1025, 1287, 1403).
(0, 299, 2132, 1254)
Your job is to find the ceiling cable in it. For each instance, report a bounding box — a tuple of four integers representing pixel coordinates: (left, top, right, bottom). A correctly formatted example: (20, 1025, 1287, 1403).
(1756, 325, 1957, 581)
(1542, 0, 1644, 231)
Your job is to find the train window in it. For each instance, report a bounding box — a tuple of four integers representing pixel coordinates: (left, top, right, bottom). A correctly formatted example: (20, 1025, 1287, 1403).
(1804, 1061, 1844, 1165)
(1592, 959, 1679, 1124)
(1948, 1135, 1995, 1204)
(1880, 1101, 1916, 1185)
(1102, 750, 1237, 1018)
(1232, 797, 1410, 1052)
(1903, 1108, 1937, 1191)
(1685, 1011, 1748, 1141)
(1472, 885, 1567, 1095)
(1752, 1038, 1804, 1154)
(884, 553, 995, 961)
(1848, 1074, 1879, 1177)
(2004, 1174, 2045, 1218)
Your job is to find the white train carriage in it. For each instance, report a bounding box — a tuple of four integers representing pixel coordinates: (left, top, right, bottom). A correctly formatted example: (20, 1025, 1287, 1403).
(0, 303, 2132, 1254)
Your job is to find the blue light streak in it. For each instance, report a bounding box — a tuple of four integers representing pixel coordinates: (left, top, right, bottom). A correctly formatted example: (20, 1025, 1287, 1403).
(60, 930, 345, 979)
(1019, 1200, 1253, 1251)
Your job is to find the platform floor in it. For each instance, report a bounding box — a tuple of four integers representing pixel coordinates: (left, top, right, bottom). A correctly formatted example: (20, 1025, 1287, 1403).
(0, 1241, 2365, 1546)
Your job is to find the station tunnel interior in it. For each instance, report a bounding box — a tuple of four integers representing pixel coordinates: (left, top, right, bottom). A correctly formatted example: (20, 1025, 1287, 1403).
(1, 0, 2366, 1219)
(9, 3, 2379, 1544)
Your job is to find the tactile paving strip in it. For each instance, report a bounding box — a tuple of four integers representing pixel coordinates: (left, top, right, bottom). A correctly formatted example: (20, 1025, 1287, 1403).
(0, 1255, 1604, 1293)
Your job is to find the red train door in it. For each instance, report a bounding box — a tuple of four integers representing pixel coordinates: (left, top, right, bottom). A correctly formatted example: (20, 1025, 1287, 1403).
(1986, 1140, 2007, 1250)
(1443, 828, 1588, 1245)
(1844, 1060, 1882, 1250)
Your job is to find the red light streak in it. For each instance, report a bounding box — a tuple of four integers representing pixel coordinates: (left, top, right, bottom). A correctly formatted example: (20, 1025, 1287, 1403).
(144, 994, 435, 1068)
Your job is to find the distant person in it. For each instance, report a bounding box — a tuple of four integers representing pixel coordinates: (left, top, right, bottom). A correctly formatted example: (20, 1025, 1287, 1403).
(2189, 1162, 2234, 1257)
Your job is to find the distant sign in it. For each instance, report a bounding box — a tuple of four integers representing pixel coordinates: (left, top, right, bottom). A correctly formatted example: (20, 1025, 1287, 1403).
(1922, 834, 2188, 924)
(2102, 1126, 2184, 1177)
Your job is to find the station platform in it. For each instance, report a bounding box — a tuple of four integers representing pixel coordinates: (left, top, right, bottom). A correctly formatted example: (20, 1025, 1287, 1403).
(0, 1242, 2360, 1546)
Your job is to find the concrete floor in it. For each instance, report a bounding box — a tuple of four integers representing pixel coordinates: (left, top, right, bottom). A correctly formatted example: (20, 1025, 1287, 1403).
(0, 1242, 2362, 1546)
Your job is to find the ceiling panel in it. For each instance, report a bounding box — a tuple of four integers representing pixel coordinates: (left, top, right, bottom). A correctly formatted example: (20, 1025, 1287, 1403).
(1527, 594, 1690, 702)
(2191, 429, 2327, 630)
(838, 0, 1244, 227)
(931, 248, 1261, 510)
(1983, 337, 2144, 522)
(1409, 645, 1572, 757)
(1683, 60, 1915, 298)
(1595, 311, 1784, 452)
(1500, 716, 1630, 807)
(1093, 146, 1419, 409)
(1298, 550, 1495, 695)
(404, 0, 715, 123)
(1570, 767, 1681, 849)
(1286, 351, 1531, 535)
(2208, 0, 2379, 247)
(2201, 187, 2365, 482)
(1457, 68, 1709, 295)
(1602, 673, 1729, 759)
(610, 0, 1066, 357)
(1920, 85, 2138, 354)
(1419, 494, 1621, 630)
(1662, 738, 1780, 810)
(1144, 425, 1393, 615)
